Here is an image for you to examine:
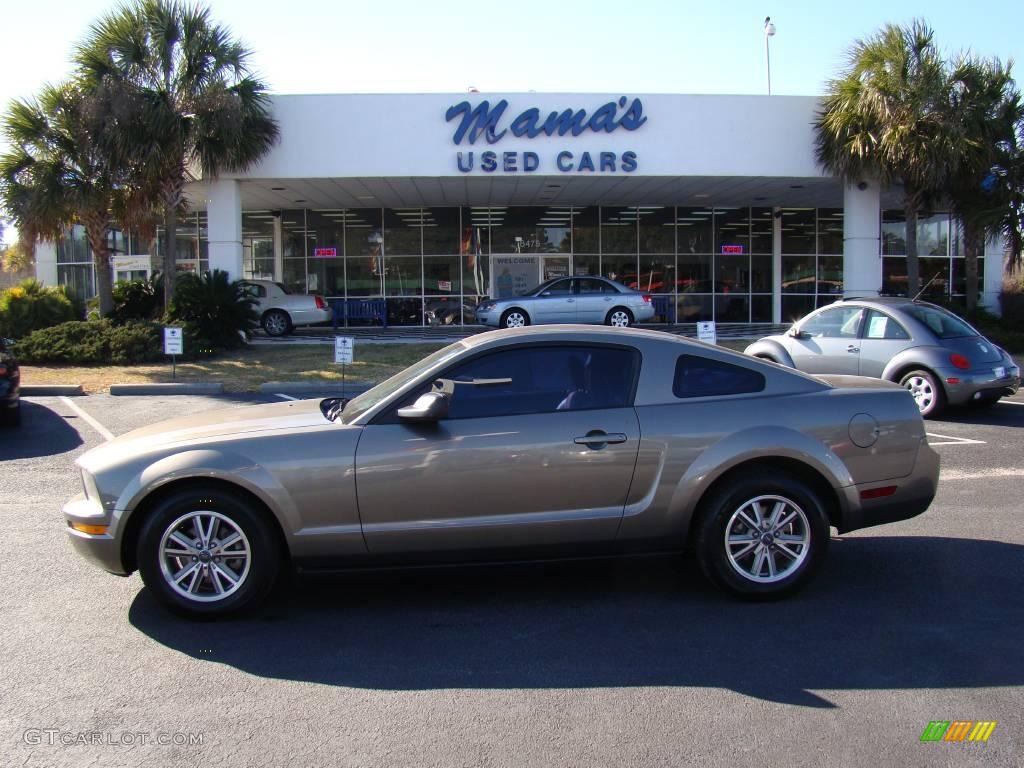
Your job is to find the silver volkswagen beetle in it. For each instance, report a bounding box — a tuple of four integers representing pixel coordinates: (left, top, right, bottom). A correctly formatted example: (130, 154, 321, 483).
(64, 326, 938, 617)
(744, 297, 1020, 418)
(474, 276, 656, 328)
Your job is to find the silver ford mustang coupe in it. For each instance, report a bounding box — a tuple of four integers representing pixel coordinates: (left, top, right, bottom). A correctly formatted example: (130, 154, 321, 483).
(64, 326, 938, 617)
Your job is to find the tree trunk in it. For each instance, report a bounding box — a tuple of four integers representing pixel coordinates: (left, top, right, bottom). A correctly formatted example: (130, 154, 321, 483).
(964, 222, 981, 313)
(84, 217, 114, 317)
(163, 204, 177, 308)
(904, 196, 920, 298)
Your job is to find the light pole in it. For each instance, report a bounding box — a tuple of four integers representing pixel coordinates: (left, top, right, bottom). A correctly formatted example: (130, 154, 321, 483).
(764, 16, 776, 95)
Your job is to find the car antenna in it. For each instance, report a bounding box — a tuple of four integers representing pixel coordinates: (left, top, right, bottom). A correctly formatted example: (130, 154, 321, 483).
(912, 272, 942, 302)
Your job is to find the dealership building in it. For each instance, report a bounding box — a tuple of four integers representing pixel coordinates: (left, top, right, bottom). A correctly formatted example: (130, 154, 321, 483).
(35, 92, 1009, 325)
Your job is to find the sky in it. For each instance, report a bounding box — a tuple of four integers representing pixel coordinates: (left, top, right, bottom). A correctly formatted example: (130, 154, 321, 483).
(1, 0, 1023, 242)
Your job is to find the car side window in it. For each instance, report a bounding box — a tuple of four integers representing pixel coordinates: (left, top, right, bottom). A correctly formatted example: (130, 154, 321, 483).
(578, 279, 614, 294)
(383, 345, 640, 421)
(799, 306, 864, 339)
(540, 280, 574, 297)
(864, 310, 910, 340)
(242, 283, 266, 299)
(674, 355, 765, 398)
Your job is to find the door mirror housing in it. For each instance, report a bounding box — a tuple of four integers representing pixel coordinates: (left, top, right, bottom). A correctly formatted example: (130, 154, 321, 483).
(398, 391, 449, 422)
(788, 327, 809, 339)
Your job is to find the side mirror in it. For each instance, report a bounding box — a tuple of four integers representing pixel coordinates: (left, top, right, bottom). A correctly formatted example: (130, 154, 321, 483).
(788, 327, 809, 339)
(398, 391, 449, 422)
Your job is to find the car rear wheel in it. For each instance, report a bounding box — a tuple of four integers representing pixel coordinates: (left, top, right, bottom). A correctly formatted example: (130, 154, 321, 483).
(606, 307, 634, 327)
(500, 309, 530, 328)
(695, 471, 829, 600)
(137, 487, 280, 618)
(899, 369, 945, 418)
(262, 309, 292, 337)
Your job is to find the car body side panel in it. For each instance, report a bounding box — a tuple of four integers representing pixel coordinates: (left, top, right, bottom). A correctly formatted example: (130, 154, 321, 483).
(742, 339, 796, 367)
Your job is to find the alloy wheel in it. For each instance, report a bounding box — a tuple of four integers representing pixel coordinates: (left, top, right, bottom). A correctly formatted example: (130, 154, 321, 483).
(903, 375, 934, 413)
(158, 510, 252, 602)
(724, 495, 810, 584)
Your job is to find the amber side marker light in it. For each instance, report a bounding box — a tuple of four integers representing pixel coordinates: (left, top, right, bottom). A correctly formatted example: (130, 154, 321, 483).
(860, 486, 898, 500)
(69, 522, 108, 535)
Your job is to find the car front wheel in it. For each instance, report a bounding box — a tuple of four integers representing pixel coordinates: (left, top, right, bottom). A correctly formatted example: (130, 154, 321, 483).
(899, 369, 945, 418)
(695, 471, 830, 599)
(501, 309, 530, 328)
(137, 487, 281, 618)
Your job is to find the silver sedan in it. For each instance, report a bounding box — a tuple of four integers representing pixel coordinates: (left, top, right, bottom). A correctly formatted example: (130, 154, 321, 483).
(744, 297, 1020, 418)
(475, 276, 656, 328)
(64, 326, 938, 617)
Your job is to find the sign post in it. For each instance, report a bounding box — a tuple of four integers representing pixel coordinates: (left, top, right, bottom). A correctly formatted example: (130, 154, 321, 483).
(334, 336, 354, 396)
(163, 326, 184, 378)
(697, 321, 717, 345)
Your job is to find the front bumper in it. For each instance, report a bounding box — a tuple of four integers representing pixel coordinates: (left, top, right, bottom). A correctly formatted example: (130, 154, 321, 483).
(837, 437, 940, 533)
(63, 495, 130, 576)
(940, 362, 1020, 405)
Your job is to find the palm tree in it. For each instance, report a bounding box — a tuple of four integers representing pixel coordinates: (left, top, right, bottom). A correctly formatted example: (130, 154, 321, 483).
(815, 21, 963, 297)
(945, 57, 1022, 311)
(0, 83, 128, 315)
(74, 0, 279, 306)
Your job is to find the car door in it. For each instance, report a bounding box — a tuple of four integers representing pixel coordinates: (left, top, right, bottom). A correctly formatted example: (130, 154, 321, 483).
(576, 278, 617, 323)
(530, 278, 577, 323)
(354, 344, 642, 554)
(788, 305, 865, 375)
(858, 309, 913, 378)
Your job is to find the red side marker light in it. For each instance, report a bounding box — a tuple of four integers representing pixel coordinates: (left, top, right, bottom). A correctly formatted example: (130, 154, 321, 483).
(860, 485, 898, 500)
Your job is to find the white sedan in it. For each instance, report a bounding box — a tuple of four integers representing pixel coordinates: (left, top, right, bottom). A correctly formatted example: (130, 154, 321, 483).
(242, 280, 332, 336)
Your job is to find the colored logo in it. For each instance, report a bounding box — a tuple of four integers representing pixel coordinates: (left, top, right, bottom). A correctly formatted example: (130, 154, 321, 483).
(920, 721, 997, 742)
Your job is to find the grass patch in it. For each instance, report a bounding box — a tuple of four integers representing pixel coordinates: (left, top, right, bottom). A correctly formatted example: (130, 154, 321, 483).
(20, 342, 448, 393)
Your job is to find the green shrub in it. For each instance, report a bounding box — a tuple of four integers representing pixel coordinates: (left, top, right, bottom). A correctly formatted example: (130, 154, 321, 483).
(111, 273, 164, 324)
(13, 320, 164, 364)
(168, 270, 256, 350)
(0, 279, 77, 339)
(999, 278, 1024, 328)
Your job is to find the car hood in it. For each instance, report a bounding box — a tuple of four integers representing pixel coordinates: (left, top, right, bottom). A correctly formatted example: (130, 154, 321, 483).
(78, 398, 329, 470)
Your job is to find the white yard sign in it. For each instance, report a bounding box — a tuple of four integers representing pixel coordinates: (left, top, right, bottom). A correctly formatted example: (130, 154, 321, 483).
(697, 321, 717, 345)
(334, 336, 354, 364)
(163, 326, 183, 355)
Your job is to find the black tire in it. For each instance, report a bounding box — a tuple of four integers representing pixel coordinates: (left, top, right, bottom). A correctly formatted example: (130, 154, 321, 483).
(605, 307, 634, 327)
(695, 471, 830, 600)
(0, 402, 19, 427)
(898, 369, 946, 419)
(262, 309, 292, 337)
(500, 308, 530, 328)
(137, 486, 281, 618)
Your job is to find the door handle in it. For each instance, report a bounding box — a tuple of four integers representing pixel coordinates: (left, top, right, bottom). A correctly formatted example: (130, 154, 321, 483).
(847, 345, 859, 353)
(574, 431, 628, 447)
(566, 298, 575, 303)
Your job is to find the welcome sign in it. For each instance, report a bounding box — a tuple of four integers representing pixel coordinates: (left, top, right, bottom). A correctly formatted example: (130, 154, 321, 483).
(445, 97, 646, 175)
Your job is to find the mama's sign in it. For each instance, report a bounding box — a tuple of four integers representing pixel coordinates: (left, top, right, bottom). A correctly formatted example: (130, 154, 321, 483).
(445, 96, 647, 174)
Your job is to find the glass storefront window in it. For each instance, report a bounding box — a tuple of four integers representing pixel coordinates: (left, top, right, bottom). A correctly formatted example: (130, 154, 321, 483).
(882, 257, 907, 296)
(782, 255, 816, 293)
(600, 207, 637, 255)
(716, 254, 749, 292)
(282, 258, 307, 294)
(424, 255, 460, 295)
(637, 254, 674, 293)
(817, 209, 843, 254)
(818, 256, 844, 297)
(423, 207, 461, 255)
(751, 295, 772, 323)
(750, 208, 773, 254)
(345, 208, 383, 258)
(677, 293, 712, 322)
(678, 251, 711, 292)
(716, 294, 749, 322)
(573, 254, 600, 277)
(573, 207, 599, 253)
(714, 207, 751, 254)
(780, 208, 815, 254)
(952, 258, 984, 296)
(384, 256, 423, 296)
(782, 295, 815, 323)
(750, 255, 772, 293)
(918, 257, 950, 297)
(307, 258, 345, 296)
(384, 208, 423, 256)
(241, 211, 275, 280)
(677, 208, 713, 255)
(917, 214, 950, 257)
(638, 207, 674, 254)
(882, 210, 906, 255)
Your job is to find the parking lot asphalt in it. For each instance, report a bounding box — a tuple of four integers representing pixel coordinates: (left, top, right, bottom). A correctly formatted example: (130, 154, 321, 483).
(1, 392, 1022, 768)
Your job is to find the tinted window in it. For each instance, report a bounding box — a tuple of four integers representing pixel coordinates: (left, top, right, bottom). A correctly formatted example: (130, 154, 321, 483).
(864, 310, 910, 340)
(674, 355, 765, 398)
(903, 305, 976, 339)
(578, 278, 616, 294)
(243, 283, 267, 298)
(799, 306, 864, 339)
(539, 279, 573, 296)
(401, 345, 639, 419)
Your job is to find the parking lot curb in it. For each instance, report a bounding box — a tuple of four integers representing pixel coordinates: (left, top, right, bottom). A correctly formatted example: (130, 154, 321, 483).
(258, 381, 372, 394)
(20, 384, 85, 396)
(109, 383, 224, 396)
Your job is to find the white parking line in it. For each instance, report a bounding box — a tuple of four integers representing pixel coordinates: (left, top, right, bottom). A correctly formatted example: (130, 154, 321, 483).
(60, 396, 115, 442)
(999, 400, 1024, 406)
(926, 431, 986, 446)
(275, 394, 299, 401)
(941, 468, 1024, 480)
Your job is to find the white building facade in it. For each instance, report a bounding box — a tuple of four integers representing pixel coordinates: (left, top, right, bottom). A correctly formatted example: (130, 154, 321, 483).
(37, 92, 1007, 323)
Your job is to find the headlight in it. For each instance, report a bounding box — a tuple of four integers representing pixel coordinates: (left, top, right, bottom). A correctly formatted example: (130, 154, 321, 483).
(477, 302, 496, 312)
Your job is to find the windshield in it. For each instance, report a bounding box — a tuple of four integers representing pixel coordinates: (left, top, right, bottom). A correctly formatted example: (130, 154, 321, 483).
(903, 305, 977, 339)
(339, 341, 468, 423)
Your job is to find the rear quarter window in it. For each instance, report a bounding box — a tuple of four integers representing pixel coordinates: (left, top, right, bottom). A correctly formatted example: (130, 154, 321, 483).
(674, 355, 766, 398)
